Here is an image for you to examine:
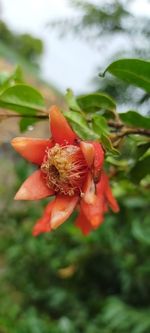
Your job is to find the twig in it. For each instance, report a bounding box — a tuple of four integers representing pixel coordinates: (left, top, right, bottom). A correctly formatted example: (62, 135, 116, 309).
(1, 113, 150, 137)
(115, 127, 150, 138)
(108, 120, 150, 138)
(0, 113, 48, 119)
(108, 120, 124, 129)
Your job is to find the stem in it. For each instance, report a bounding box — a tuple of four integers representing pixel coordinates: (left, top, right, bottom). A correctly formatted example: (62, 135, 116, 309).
(108, 120, 150, 138)
(0, 113, 48, 119)
(108, 120, 124, 129)
(1, 112, 150, 137)
(114, 127, 150, 138)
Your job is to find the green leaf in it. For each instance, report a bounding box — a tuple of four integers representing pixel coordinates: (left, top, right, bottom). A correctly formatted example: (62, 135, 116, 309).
(101, 135, 119, 156)
(0, 72, 10, 86)
(92, 114, 109, 136)
(137, 142, 150, 160)
(63, 110, 99, 140)
(77, 92, 116, 115)
(101, 58, 150, 93)
(106, 156, 128, 168)
(0, 84, 45, 114)
(120, 111, 150, 129)
(130, 155, 150, 183)
(65, 89, 81, 112)
(0, 72, 13, 94)
(19, 117, 37, 132)
(13, 66, 24, 83)
(0, 66, 24, 93)
(91, 114, 118, 155)
(139, 148, 150, 161)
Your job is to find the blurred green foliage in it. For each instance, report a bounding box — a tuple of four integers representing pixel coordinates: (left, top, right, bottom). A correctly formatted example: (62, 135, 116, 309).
(0, 20, 43, 67)
(0, 139, 149, 332)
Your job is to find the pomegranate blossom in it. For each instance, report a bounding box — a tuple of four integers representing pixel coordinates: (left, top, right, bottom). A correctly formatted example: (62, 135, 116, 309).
(11, 106, 119, 236)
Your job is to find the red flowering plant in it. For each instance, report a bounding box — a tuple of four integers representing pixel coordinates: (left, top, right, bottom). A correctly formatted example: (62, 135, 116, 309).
(1, 59, 150, 238)
(11, 105, 119, 236)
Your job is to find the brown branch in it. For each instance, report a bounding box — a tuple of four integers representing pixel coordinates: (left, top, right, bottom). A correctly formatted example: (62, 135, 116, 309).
(108, 119, 150, 138)
(108, 120, 124, 129)
(1, 112, 150, 137)
(0, 113, 48, 119)
(115, 127, 150, 138)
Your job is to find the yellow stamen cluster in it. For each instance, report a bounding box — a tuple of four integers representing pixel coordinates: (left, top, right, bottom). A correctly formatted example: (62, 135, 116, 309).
(41, 144, 88, 196)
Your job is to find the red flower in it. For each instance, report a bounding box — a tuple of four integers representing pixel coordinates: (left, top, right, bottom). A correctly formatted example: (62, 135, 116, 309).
(11, 106, 119, 236)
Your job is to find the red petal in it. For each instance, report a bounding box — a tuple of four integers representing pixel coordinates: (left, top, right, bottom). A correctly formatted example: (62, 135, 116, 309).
(32, 216, 49, 236)
(103, 174, 119, 212)
(50, 105, 77, 144)
(106, 187, 119, 212)
(81, 195, 104, 228)
(80, 141, 95, 167)
(32, 201, 55, 236)
(75, 209, 92, 235)
(11, 137, 54, 165)
(82, 173, 96, 204)
(97, 172, 119, 213)
(50, 195, 78, 229)
(15, 170, 54, 200)
(92, 142, 104, 181)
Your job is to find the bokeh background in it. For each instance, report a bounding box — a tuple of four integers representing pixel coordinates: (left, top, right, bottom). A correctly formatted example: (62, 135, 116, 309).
(0, 1, 150, 332)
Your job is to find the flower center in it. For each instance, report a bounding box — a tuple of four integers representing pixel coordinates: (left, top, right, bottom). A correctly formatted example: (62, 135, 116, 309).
(41, 144, 88, 196)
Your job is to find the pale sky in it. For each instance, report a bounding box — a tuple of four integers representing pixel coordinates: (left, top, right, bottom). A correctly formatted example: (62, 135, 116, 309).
(1, 0, 150, 94)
